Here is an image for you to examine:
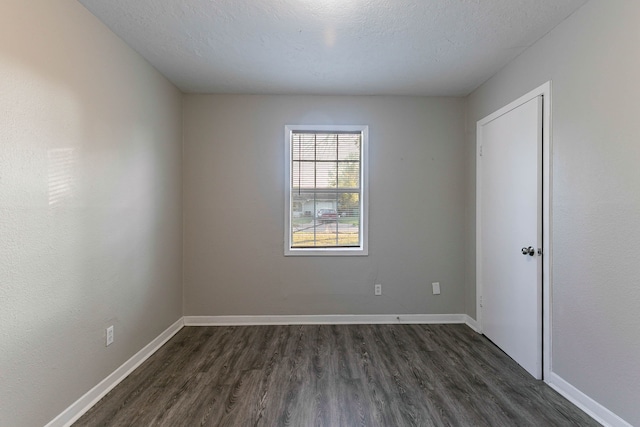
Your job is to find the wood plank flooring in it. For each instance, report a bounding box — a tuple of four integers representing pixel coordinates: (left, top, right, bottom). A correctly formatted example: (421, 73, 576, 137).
(74, 324, 598, 426)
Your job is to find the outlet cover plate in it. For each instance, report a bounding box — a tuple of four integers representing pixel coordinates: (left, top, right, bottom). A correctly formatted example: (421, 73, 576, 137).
(432, 282, 441, 295)
(106, 326, 114, 346)
(374, 284, 382, 296)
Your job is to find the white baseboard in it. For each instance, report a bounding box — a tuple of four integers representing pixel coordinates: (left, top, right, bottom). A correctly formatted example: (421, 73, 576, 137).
(183, 313, 470, 326)
(45, 317, 185, 427)
(464, 315, 481, 333)
(546, 372, 632, 427)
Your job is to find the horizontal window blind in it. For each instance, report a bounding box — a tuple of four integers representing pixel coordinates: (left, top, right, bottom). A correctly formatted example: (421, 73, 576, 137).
(290, 131, 362, 249)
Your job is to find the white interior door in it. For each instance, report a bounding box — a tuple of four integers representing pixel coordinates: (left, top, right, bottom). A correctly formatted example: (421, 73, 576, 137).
(478, 96, 543, 379)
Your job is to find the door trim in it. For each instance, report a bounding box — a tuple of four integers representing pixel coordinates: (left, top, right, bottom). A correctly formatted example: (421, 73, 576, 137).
(476, 81, 552, 380)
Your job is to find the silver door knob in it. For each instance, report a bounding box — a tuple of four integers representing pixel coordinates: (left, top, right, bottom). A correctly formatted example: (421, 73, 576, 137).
(521, 246, 535, 256)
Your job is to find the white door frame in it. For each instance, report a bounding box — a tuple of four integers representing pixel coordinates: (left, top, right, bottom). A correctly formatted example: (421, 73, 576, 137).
(476, 81, 552, 380)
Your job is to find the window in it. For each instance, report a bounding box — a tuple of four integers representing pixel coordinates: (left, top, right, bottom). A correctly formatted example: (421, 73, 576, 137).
(285, 125, 368, 256)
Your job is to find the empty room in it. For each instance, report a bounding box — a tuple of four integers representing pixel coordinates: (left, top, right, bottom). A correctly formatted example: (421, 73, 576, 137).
(1, 0, 639, 426)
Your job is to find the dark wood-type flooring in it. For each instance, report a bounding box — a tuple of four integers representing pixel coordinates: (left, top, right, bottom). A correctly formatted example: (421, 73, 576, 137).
(75, 324, 598, 426)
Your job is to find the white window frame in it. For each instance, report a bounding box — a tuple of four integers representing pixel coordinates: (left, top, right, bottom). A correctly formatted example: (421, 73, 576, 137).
(284, 124, 369, 256)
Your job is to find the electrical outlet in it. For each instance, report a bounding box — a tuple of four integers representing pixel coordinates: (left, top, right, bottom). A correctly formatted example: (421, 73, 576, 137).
(106, 325, 114, 346)
(374, 284, 382, 296)
(432, 282, 441, 295)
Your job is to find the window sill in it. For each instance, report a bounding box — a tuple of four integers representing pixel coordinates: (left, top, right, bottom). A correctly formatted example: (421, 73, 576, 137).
(285, 247, 368, 257)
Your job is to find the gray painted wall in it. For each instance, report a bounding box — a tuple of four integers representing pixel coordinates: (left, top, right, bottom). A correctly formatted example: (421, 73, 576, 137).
(466, 1, 640, 424)
(183, 95, 466, 316)
(0, 1, 183, 425)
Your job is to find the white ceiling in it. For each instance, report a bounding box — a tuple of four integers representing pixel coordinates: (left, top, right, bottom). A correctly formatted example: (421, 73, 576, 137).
(78, 0, 587, 95)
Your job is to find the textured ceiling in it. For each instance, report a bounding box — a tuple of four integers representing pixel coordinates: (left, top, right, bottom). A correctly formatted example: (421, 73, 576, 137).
(78, 0, 587, 95)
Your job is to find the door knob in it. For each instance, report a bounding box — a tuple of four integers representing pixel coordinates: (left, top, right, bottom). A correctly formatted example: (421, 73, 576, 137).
(521, 246, 535, 256)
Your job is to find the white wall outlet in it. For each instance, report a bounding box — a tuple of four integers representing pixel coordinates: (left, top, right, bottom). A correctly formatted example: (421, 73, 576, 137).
(432, 282, 441, 295)
(106, 325, 114, 346)
(374, 284, 382, 296)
